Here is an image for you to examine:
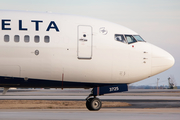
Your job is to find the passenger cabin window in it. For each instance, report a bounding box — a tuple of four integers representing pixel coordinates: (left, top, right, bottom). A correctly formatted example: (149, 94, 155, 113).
(115, 34, 126, 43)
(3, 35, 50, 44)
(34, 35, 40, 43)
(4, 35, 10, 42)
(14, 35, 20, 42)
(24, 35, 30, 43)
(44, 36, 50, 43)
(133, 35, 145, 42)
(125, 35, 137, 44)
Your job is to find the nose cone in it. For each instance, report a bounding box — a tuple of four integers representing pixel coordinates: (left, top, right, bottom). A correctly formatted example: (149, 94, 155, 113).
(151, 45, 175, 76)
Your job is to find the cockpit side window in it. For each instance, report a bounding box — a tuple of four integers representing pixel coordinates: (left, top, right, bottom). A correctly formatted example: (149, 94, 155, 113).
(133, 35, 145, 42)
(115, 34, 127, 43)
(125, 35, 137, 44)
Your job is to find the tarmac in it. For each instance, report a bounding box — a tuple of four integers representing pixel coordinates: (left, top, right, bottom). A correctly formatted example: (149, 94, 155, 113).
(0, 108, 180, 120)
(0, 89, 180, 120)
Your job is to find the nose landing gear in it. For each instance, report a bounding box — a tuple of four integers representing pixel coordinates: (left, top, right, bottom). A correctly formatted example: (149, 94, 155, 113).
(85, 84, 128, 111)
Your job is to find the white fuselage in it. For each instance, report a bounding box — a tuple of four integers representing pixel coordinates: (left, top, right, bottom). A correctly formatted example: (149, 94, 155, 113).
(0, 10, 174, 88)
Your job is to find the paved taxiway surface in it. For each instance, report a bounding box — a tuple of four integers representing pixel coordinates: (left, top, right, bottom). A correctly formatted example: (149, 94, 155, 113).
(1, 95, 180, 108)
(1, 89, 180, 108)
(1, 108, 180, 120)
(0, 89, 180, 120)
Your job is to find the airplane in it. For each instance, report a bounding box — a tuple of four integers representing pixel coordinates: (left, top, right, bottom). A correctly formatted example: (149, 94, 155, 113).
(0, 10, 175, 111)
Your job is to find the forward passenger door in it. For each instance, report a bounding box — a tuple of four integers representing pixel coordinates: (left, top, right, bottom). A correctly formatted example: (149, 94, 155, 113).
(77, 26, 92, 59)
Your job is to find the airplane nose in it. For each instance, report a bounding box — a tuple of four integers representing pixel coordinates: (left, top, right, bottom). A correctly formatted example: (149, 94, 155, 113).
(151, 45, 175, 76)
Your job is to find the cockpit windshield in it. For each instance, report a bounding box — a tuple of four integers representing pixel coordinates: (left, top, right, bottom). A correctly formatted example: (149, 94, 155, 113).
(133, 35, 145, 42)
(115, 34, 146, 44)
(125, 35, 137, 44)
(115, 34, 126, 43)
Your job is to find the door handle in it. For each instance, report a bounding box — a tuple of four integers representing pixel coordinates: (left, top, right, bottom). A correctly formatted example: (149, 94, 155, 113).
(79, 39, 88, 41)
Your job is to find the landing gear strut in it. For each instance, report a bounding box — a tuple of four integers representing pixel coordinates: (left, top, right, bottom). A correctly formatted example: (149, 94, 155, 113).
(86, 96, 102, 111)
(85, 84, 128, 111)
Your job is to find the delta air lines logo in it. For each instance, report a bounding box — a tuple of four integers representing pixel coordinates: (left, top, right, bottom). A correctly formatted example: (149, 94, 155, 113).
(1, 19, 59, 32)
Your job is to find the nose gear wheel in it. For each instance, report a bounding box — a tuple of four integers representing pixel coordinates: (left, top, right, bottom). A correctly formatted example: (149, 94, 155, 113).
(86, 97, 102, 111)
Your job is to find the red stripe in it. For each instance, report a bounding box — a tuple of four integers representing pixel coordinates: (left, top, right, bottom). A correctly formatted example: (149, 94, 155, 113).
(62, 73, 64, 90)
(97, 87, 99, 95)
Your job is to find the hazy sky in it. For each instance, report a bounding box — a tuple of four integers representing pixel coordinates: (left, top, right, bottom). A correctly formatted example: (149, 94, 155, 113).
(0, 0, 180, 86)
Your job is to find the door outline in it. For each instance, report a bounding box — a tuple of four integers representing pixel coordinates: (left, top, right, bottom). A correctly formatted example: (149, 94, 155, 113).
(77, 25, 93, 59)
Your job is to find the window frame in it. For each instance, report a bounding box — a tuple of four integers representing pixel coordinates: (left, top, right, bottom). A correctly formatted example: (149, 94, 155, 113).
(14, 35, 20, 43)
(24, 35, 30, 43)
(124, 34, 137, 44)
(44, 35, 50, 43)
(34, 35, 40, 43)
(114, 34, 127, 44)
(133, 35, 146, 42)
(4, 35, 10, 42)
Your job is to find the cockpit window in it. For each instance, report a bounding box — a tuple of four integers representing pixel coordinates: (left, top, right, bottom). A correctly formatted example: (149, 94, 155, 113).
(125, 35, 137, 44)
(133, 35, 145, 42)
(115, 34, 126, 43)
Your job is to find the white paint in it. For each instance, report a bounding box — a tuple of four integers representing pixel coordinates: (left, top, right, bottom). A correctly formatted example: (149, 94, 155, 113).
(0, 10, 175, 86)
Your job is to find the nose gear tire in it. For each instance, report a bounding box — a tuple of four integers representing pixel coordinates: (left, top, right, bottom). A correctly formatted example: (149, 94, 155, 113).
(86, 98, 102, 111)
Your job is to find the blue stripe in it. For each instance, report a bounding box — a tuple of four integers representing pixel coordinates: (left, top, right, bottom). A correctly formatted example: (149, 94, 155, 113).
(0, 76, 126, 88)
